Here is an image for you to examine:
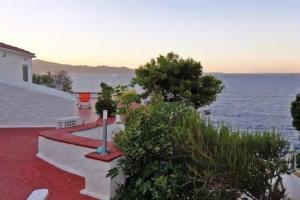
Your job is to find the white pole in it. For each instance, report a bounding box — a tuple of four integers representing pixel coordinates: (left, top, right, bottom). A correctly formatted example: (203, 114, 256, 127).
(102, 110, 108, 154)
(294, 145, 297, 171)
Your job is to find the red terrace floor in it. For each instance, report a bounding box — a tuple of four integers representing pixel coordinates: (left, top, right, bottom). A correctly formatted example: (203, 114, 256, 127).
(0, 128, 96, 200)
(76, 99, 99, 124)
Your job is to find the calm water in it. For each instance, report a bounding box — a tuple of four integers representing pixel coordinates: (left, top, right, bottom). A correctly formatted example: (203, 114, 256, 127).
(71, 73, 300, 146)
(206, 74, 300, 146)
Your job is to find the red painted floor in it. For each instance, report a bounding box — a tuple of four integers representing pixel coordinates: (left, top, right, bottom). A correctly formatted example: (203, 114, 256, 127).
(0, 128, 95, 200)
(77, 99, 99, 124)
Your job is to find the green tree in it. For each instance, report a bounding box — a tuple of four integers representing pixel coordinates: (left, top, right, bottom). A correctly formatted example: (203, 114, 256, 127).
(132, 52, 224, 108)
(32, 71, 72, 92)
(111, 102, 288, 200)
(95, 82, 116, 117)
(32, 72, 55, 88)
(291, 94, 300, 131)
(52, 70, 73, 92)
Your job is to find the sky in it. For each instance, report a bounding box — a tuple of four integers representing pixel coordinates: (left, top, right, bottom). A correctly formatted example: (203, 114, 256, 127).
(1, 0, 300, 73)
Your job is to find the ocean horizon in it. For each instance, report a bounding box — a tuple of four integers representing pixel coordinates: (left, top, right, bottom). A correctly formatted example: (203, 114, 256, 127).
(70, 72, 300, 147)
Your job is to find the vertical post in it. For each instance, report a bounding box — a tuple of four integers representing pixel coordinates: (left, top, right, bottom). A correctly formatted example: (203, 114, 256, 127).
(294, 145, 297, 171)
(102, 110, 108, 154)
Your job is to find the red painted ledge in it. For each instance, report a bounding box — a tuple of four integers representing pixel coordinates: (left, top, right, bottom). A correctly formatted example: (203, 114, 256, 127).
(85, 149, 123, 162)
(38, 117, 122, 162)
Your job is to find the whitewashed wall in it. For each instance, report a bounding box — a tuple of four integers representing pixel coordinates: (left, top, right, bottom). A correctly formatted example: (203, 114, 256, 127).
(72, 124, 125, 141)
(38, 136, 124, 200)
(0, 81, 76, 127)
(0, 49, 33, 83)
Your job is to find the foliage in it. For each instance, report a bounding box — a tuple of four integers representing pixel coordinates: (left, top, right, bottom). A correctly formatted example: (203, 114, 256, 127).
(111, 102, 288, 200)
(118, 90, 141, 105)
(95, 82, 116, 117)
(297, 153, 300, 168)
(114, 85, 128, 97)
(52, 70, 73, 92)
(132, 52, 224, 108)
(32, 70, 72, 92)
(114, 87, 141, 124)
(291, 94, 300, 131)
(32, 72, 55, 88)
(148, 90, 164, 105)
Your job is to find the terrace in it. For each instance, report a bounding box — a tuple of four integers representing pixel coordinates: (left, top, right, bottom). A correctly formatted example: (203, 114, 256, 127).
(0, 95, 125, 200)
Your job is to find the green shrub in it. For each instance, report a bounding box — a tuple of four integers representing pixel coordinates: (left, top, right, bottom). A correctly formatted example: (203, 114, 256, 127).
(291, 94, 300, 131)
(95, 83, 116, 117)
(32, 72, 55, 88)
(33, 71, 72, 92)
(110, 102, 288, 200)
(119, 90, 141, 105)
(297, 153, 300, 168)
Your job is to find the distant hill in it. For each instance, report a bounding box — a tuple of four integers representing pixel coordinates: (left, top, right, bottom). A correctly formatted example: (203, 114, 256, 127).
(32, 59, 134, 74)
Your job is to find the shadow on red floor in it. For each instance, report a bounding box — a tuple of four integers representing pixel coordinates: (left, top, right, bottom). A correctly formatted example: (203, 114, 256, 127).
(76, 99, 99, 124)
(0, 128, 95, 200)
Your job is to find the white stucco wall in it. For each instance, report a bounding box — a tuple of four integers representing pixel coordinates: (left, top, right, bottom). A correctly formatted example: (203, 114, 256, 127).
(72, 123, 125, 141)
(0, 49, 33, 83)
(37, 136, 124, 200)
(37, 136, 95, 177)
(0, 81, 76, 127)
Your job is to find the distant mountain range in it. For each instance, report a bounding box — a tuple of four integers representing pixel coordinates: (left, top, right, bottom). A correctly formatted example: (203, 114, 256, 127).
(32, 59, 134, 74)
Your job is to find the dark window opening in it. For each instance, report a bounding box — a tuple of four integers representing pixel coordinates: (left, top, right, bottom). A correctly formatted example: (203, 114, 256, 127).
(22, 65, 28, 82)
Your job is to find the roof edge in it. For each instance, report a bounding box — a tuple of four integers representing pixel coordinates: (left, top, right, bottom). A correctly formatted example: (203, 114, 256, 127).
(0, 42, 35, 57)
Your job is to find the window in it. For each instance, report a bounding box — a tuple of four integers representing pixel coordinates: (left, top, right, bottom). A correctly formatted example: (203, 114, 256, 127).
(22, 65, 28, 82)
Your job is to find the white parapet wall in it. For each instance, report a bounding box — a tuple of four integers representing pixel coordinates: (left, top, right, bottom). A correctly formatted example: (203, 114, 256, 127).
(37, 137, 95, 177)
(37, 135, 124, 200)
(0, 81, 76, 127)
(80, 157, 124, 200)
(72, 123, 125, 141)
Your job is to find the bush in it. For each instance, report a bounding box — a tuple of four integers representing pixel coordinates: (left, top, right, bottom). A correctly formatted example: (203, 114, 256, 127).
(291, 94, 300, 131)
(110, 102, 288, 200)
(297, 153, 300, 168)
(95, 83, 116, 117)
(118, 90, 141, 105)
(33, 71, 72, 92)
(32, 72, 55, 88)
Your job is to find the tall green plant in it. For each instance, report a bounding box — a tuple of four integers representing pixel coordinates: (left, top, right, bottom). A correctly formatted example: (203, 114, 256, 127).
(95, 82, 116, 117)
(291, 94, 300, 131)
(32, 72, 55, 88)
(32, 71, 72, 92)
(111, 102, 288, 200)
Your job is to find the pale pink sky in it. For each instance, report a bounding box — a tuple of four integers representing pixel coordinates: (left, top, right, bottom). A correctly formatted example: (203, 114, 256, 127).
(1, 0, 299, 73)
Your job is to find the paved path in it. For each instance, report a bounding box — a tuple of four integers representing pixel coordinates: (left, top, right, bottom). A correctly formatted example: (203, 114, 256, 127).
(0, 128, 95, 200)
(283, 174, 300, 200)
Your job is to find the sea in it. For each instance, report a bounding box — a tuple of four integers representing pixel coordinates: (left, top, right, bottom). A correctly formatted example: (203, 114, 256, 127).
(70, 72, 300, 147)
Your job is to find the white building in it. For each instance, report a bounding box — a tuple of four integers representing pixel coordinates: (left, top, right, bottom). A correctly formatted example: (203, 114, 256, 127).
(0, 42, 77, 127)
(0, 42, 34, 83)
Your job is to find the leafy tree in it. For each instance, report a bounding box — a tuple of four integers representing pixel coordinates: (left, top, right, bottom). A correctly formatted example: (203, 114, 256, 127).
(32, 71, 72, 92)
(110, 102, 288, 200)
(52, 70, 73, 92)
(95, 82, 116, 117)
(114, 85, 128, 97)
(291, 94, 300, 131)
(132, 52, 224, 108)
(113, 86, 141, 124)
(32, 72, 55, 88)
(118, 90, 141, 105)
